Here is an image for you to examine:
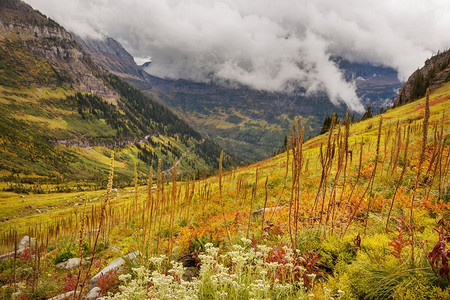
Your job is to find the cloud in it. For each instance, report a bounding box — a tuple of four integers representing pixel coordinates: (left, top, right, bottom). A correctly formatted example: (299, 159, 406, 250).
(27, 0, 450, 112)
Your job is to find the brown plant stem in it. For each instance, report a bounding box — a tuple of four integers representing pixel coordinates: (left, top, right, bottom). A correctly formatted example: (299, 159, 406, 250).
(386, 126, 410, 230)
(78, 152, 114, 299)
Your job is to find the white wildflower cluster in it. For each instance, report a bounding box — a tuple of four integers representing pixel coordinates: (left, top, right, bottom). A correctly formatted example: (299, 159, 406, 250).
(101, 256, 198, 300)
(102, 242, 320, 299)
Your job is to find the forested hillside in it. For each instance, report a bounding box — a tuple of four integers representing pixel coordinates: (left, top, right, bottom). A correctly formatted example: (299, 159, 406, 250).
(0, 0, 239, 190)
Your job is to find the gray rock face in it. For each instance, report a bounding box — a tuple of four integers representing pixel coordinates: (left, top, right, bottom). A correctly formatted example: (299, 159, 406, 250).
(395, 49, 450, 106)
(0, 1, 118, 101)
(75, 35, 153, 86)
(86, 287, 102, 300)
(56, 257, 85, 270)
(89, 251, 140, 290)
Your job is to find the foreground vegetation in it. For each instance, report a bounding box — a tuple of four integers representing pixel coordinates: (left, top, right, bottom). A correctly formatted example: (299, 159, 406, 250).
(0, 83, 449, 299)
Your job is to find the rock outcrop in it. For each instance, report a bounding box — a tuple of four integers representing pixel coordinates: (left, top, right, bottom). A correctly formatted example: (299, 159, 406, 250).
(86, 287, 102, 300)
(56, 257, 86, 270)
(395, 50, 450, 106)
(0, 0, 118, 101)
(0, 235, 36, 260)
(89, 251, 140, 290)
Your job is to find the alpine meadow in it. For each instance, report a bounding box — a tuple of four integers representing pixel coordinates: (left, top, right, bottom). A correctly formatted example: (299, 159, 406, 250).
(0, 0, 449, 299)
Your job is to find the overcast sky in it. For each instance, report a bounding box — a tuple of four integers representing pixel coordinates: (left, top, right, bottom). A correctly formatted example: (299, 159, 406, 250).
(27, 0, 450, 112)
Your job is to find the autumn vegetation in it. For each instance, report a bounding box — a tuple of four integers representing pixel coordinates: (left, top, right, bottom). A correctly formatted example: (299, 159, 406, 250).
(0, 83, 449, 299)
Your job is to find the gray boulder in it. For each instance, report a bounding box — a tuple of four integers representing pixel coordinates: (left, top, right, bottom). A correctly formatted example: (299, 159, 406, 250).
(89, 251, 140, 290)
(48, 291, 79, 300)
(56, 257, 85, 269)
(86, 287, 102, 300)
(18, 235, 35, 252)
(0, 236, 36, 260)
(108, 245, 121, 252)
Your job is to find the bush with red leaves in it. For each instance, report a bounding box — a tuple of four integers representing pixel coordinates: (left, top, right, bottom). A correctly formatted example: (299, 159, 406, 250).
(387, 217, 411, 262)
(97, 269, 119, 295)
(20, 247, 33, 263)
(428, 227, 450, 279)
(63, 273, 77, 293)
(19, 292, 29, 300)
(265, 241, 322, 289)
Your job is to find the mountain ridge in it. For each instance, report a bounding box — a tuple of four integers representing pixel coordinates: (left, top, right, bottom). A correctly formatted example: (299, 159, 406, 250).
(0, 0, 239, 188)
(77, 35, 401, 162)
(395, 49, 450, 106)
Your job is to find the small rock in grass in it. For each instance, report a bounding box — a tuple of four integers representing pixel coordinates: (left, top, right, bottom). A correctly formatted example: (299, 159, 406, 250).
(182, 267, 197, 281)
(56, 257, 85, 269)
(18, 236, 35, 252)
(48, 291, 79, 300)
(86, 287, 102, 300)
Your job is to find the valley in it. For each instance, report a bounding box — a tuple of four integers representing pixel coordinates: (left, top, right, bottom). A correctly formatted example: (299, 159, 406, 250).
(77, 37, 401, 163)
(0, 0, 449, 299)
(1, 79, 449, 299)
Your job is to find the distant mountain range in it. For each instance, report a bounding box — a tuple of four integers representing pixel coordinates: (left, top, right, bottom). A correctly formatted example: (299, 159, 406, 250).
(0, 0, 239, 188)
(77, 35, 402, 162)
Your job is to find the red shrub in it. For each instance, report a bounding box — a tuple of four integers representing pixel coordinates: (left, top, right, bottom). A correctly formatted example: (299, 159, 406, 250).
(387, 216, 411, 261)
(19, 292, 29, 300)
(20, 247, 33, 263)
(63, 273, 77, 293)
(265, 242, 321, 289)
(97, 269, 119, 295)
(428, 222, 450, 278)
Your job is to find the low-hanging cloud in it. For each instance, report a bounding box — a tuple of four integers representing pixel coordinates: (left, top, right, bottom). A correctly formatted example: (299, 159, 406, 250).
(27, 0, 450, 112)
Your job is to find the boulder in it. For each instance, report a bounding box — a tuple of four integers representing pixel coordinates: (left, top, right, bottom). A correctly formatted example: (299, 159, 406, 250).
(0, 236, 36, 261)
(56, 257, 85, 269)
(86, 287, 102, 300)
(48, 291, 79, 300)
(89, 251, 139, 290)
(0, 252, 14, 260)
(18, 235, 35, 252)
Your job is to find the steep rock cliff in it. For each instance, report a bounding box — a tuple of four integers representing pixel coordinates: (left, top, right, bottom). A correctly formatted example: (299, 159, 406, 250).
(395, 49, 450, 106)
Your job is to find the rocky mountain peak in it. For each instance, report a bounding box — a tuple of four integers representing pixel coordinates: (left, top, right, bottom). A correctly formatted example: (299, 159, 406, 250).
(395, 49, 450, 106)
(0, 0, 118, 101)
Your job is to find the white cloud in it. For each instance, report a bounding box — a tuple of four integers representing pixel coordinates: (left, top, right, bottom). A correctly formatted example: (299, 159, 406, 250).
(26, 0, 450, 112)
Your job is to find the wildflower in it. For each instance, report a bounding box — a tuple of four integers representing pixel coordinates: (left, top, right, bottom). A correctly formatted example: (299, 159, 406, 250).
(118, 273, 132, 282)
(241, 237, 252, 245)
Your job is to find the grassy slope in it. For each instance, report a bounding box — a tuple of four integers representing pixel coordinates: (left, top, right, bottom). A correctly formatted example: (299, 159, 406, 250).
(0, 83, 449, 299)
(0, 7, 241, 189)
(2, 81, 448, 237)
(0, 85, 217, 188)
